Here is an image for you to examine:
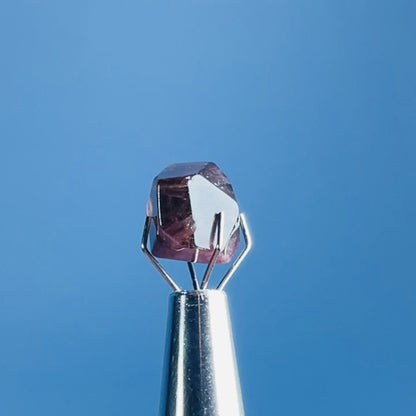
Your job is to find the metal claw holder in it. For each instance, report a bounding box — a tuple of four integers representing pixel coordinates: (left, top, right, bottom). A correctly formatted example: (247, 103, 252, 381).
(141, 163, 252, 416)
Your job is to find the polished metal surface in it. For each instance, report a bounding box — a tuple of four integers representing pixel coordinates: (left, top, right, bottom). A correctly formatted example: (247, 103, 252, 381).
(159, 290, 244, 416)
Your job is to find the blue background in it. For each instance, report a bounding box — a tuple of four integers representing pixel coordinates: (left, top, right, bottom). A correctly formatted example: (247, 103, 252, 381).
(1, 1, 415, 415)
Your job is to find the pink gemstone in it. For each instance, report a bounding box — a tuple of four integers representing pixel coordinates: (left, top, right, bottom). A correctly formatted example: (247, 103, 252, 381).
(148, 162, 240, 264)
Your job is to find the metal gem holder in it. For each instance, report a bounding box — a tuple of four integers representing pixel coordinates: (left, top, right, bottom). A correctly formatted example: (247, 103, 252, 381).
(141, 213, 252, 292)
(141, 212, 252, 416)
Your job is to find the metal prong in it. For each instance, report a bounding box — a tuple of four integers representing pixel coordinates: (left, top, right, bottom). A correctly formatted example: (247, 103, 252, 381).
(217, 213, 252, 291)
(201, 212, 223, 290)
(141, 216, 181, 292)
(188, 262, 200, 291)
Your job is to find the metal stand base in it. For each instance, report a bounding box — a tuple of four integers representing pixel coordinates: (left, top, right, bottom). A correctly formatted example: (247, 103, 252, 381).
(159, 290, 245, 416)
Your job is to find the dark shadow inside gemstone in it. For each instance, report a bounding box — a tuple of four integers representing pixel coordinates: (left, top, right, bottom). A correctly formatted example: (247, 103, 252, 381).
(159, 179, 191, 228)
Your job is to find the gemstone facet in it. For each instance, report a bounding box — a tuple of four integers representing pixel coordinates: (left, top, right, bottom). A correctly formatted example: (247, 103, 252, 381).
(147, 162, 240, 264)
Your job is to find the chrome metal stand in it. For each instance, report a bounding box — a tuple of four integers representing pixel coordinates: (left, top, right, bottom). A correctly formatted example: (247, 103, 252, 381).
(142, 213, 252, 416)
(160, 290, 244, 416)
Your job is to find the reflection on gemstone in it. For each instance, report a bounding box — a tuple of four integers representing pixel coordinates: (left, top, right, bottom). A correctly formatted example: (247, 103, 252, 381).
(148, 162, 240, 264)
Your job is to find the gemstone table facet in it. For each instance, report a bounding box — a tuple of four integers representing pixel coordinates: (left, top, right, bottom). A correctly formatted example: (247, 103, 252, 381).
(147, 162, 240, 264)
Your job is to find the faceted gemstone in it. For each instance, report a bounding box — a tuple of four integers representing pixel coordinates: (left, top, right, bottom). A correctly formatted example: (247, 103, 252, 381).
(147, 162, 240, 264)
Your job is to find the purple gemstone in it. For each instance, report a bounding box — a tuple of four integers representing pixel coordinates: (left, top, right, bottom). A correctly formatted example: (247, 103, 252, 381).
(147, 162, 240, 264)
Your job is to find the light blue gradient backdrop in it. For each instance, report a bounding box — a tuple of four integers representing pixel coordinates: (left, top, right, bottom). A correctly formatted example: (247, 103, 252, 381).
(1, 1, 415, 415)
